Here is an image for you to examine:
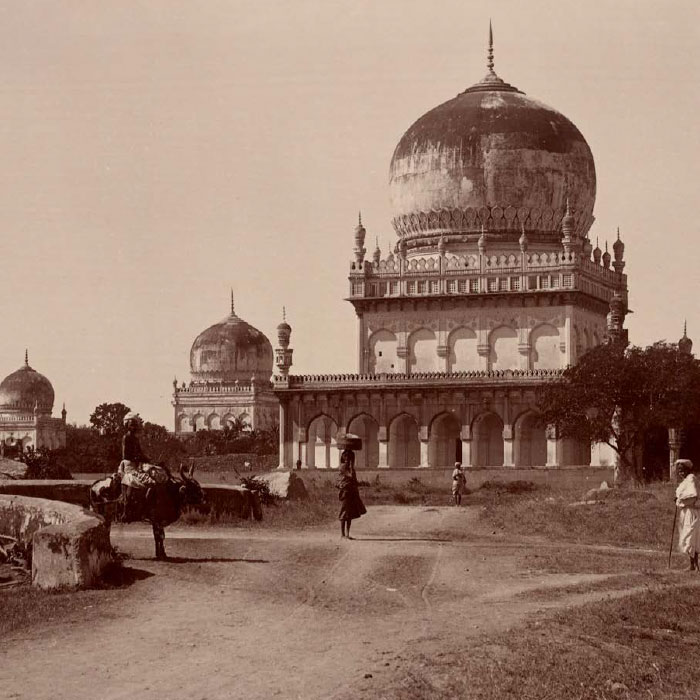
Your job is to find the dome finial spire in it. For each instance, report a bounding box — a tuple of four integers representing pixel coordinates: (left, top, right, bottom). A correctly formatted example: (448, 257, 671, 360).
(358, 210, 362, 227)
(488, 20, 494, 72)
(282, 305, 286, 322)
(24, 349, 28, 367)
(230, 289, 235, 316)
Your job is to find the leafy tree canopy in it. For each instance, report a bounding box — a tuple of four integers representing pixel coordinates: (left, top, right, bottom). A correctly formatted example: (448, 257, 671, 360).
(539, 342, 700, 482)
(89, 402, 131, 436)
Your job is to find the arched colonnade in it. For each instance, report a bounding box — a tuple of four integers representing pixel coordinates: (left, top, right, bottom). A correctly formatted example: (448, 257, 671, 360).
(298, 409, 577, 469)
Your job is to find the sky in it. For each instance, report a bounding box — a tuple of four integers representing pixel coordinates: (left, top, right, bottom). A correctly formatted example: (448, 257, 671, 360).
(0, 0, 697, 427)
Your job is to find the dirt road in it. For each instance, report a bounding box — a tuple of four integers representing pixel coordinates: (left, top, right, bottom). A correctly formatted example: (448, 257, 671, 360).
(1, 506, 649, 699)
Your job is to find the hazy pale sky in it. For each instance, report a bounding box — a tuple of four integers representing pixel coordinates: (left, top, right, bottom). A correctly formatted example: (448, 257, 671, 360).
(0, 0, 697, 426)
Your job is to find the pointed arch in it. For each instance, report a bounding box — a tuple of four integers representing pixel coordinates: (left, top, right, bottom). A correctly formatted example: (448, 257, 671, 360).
(347, 413, 379, 469)
(207, 413, 221, 430)
(428, 412, 461, 468)
(369, 329, 398, 374)
(447, 327, 478, 372)
(192, 413, 205, 432)
(306, 414, 339, 469)
(177, 413, 191, 433)
(472, 412, 504, 466)
(488, 325, 518, 371)
(530, 323, 562, 370)
(513, 411, 547, 467)
(408, 328, 438, 373)
(388, 413, 420, 468)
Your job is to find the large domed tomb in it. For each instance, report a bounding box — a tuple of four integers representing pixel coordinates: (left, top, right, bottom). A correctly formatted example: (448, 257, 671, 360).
(0, 354, 55, 414)
(189, 304, 274, 384)
(272, 28, 629, 472)
(172, 297, 278, 435)
(0, 352, 67, 452)
(389, 47, 596, 253)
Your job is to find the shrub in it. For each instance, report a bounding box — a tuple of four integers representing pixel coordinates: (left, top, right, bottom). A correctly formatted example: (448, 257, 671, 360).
(240, 475, 276, 506)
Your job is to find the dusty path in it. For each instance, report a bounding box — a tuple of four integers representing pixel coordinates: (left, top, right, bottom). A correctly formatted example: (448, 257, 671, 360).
(0, 506, 668, 700)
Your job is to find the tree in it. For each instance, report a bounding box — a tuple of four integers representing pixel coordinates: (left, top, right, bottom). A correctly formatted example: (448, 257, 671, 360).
(539, 342, 700, 483)
(141, 421, 187, 467)
(89, 402, 131, 436)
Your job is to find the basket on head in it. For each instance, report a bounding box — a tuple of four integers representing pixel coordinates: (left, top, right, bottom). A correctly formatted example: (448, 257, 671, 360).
(337, 434, 362, 451)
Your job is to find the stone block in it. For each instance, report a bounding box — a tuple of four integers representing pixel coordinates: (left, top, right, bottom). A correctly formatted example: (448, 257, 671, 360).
(0, 494, 113, 590)
(256, 471, 308, 500)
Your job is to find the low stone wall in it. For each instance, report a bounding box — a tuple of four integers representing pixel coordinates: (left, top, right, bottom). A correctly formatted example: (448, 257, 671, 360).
(0, 479, 262, 522)
(0, 494, 112, 590)
(0, 480, 89, 507)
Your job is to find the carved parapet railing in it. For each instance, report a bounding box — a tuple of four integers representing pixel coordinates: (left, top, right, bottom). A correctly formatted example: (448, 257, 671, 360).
(349, 246, 626, 305)
(174, 381, 272, 396)
(272, 368, 564, 391)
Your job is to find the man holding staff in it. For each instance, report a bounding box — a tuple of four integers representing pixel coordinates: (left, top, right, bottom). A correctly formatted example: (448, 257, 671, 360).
(675, 459, 700, 571)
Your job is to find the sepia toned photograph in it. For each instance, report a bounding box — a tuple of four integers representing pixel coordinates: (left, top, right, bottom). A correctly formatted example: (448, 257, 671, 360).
(1, 1, 699, 698)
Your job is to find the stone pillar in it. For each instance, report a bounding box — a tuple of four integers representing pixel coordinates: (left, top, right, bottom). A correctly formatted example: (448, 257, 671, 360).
(669, 427, 681, 481)
(420, 439, 430, 468)
(437, 344, 448, 372)
(545, 424, 561, 468)
(419, 426, 430, 468)
(298, 426, 307, 468)
(517, 343, 530, 371)
(278, 401, 291, 470)
(460, 425, 472, 468)
(503, 424, 514, 467)
(397, 346, 409, 374)
(378, 426, 389, 468)
(477, 342, 490, 372)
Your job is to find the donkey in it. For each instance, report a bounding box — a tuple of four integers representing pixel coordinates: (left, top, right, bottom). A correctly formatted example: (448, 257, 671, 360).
(90, 463, 206, 560)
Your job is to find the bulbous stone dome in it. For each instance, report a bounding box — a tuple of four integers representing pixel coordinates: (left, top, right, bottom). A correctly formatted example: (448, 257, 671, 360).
(190, 303, 273, 383)
(0, 355, 55, 413)
(389, 58, 596, 250)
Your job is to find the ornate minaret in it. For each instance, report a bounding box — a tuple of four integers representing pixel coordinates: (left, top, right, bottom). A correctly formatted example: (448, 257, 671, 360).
(561, 198, 574, 257)
(353, 212, 366, 267)
(679, 321, 693, 355)
(612, 227, 625, 274)
(606, 291, 628, 346)
(275, 307, 293, 379)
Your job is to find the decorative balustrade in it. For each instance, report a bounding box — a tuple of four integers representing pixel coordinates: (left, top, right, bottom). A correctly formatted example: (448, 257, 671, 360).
(174, 381, 271, 395)
(349, 247, 626, 303)
(273, 368, 564, 390)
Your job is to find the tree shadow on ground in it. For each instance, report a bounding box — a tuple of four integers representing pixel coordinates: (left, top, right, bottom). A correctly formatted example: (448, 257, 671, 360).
(351, 537, 452, 543)
(137, 556, 270, 564)
(97, 563, 155, 588)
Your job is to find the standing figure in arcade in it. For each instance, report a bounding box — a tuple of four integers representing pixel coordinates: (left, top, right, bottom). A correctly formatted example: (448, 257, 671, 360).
(451, 462, 467, 506)
(337, 446, 366, 539)
(675, 459, 700, 571)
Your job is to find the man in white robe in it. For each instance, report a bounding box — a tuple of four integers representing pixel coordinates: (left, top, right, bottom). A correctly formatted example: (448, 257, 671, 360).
(675, 459, 700, 571)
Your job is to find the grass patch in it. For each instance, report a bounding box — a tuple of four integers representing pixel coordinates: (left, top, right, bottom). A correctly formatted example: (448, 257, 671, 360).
(523, 547, 665, 575)
(372, 584, 700, 699)
(479, 482, 676, 549)
(518, 571, 673, 602)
